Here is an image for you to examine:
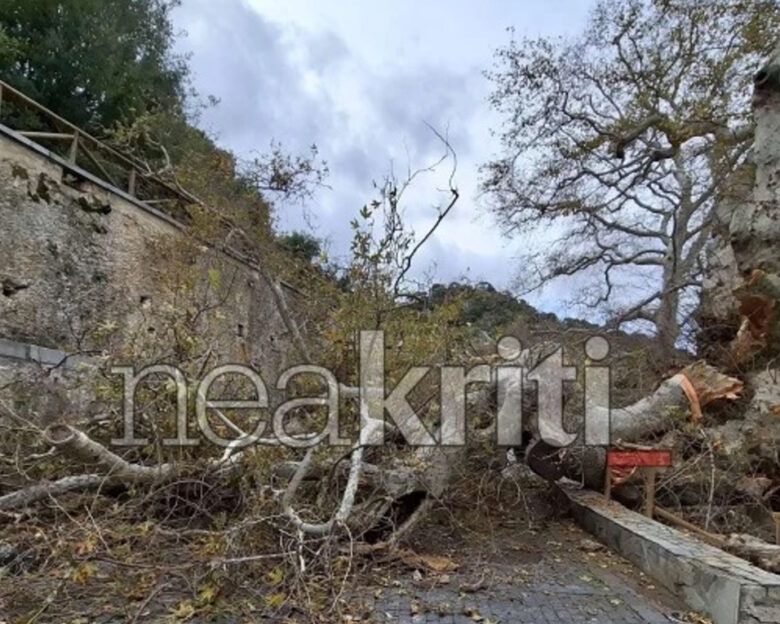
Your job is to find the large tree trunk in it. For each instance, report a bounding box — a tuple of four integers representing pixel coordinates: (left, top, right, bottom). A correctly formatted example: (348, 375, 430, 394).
(701, 46, 780, 366)
(734, 48, 780, 283)
(655, 288, 681, 362)
(526, 360, 743, 489)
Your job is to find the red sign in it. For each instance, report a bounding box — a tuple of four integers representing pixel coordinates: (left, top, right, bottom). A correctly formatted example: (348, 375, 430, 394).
(607, 450, 672, 468)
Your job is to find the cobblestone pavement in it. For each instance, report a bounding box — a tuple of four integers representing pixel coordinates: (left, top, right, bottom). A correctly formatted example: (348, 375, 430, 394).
(365, 520, 687, 624)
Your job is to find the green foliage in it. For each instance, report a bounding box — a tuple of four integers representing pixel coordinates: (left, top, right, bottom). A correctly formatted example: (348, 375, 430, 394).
(310, 174, 471, 388)
(0, 25, 20, 67)
(278, 232, 322, 265)
(425, 281, 536, 335)
(0, 0, 189, 130)
(0, 0, 327, 248)
(110, 110, 275, 239)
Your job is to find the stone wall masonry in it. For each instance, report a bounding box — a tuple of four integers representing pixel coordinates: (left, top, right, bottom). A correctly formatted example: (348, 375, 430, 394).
(0, 124, 299, 387)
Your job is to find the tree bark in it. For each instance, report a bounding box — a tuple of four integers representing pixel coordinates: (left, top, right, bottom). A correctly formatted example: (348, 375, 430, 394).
(655, 289, 681, 362)
(526, 361, 742, 489)
(0, 474, 107, 512)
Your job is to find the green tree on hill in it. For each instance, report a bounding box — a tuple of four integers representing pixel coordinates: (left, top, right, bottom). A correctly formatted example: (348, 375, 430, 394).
(0, 0, 188, 130)
(426, 281, 536, 335)
(278, 232, 322, 265)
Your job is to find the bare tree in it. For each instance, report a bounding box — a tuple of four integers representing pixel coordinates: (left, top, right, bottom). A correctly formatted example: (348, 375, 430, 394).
(482, 0, 779, 357)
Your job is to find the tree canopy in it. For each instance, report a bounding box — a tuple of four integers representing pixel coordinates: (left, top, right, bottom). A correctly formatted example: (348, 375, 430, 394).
(278, 232, 323, 265)
(483, 0, 780, 355)
(0, 0, 327, 244)
(0, 0, 189, 130)
(424, 281, 537, 335)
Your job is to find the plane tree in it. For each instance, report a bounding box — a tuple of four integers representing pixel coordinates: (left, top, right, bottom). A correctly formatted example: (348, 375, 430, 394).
(482, 0, 779, 356)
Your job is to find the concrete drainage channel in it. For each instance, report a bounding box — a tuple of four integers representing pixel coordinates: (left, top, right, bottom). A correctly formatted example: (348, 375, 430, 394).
(559, 483, 780, 624)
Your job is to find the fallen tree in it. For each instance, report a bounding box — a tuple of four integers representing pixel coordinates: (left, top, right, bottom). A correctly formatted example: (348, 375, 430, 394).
(525, 360, 744, 488)
(3, 45, 779, 589)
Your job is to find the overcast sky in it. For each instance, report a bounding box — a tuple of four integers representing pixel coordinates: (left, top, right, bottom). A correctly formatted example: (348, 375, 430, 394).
(172, 0, 594, 312)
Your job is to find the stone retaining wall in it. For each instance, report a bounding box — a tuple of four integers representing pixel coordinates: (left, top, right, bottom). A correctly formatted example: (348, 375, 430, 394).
(0, 125, 298, 385)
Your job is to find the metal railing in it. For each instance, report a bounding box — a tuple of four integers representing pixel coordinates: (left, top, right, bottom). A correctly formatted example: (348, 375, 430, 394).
(0, 79, 196, 221)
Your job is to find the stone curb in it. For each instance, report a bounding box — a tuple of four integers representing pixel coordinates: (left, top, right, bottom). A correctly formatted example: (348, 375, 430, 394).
(559, 483, 780, 624)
